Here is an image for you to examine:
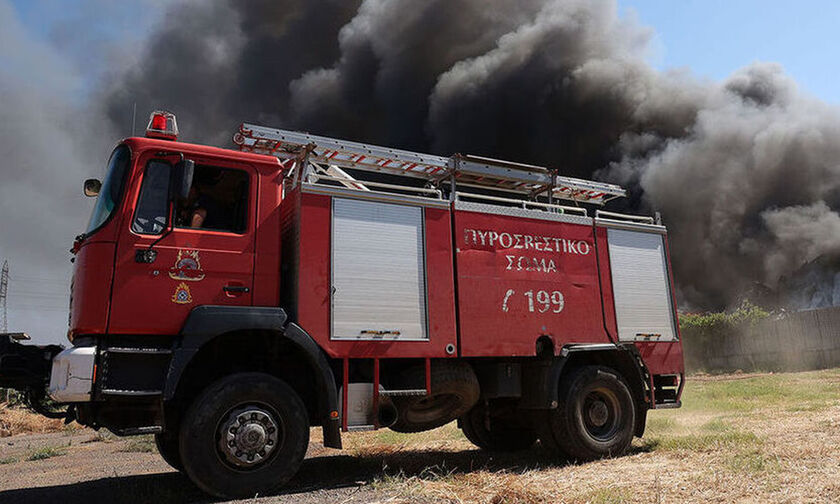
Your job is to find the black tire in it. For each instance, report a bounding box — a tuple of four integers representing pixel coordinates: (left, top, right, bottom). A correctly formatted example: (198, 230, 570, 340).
(537, 365, 635, 461)
(155, 430, 183, 472)
(179, 372, 310, 499)
(460, 401, 537, 451)
(390, 361, 479, 433)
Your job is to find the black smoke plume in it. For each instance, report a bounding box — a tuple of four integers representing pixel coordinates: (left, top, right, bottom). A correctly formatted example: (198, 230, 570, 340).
(104, 0, 840, 310)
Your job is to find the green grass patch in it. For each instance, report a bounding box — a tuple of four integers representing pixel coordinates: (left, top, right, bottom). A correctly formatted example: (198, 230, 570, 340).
(119, 435, 156, 453)
(700, 417, 733, 433)
(372, 424, 463, 446)
(645, 416, 677, 434)
(27, 445, 67, 461)
(643, 430, 760, 452)
(0, 456, 18, 464)
(727, 450, 782, 475)
(577, 486, 633, 504)
(373, 429, 414, 445)
(677, 371, 840, 414)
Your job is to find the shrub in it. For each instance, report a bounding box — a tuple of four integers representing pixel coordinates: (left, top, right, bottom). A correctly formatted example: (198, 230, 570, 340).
(679, 301, 772, 372)
(679, 300, 770, 334)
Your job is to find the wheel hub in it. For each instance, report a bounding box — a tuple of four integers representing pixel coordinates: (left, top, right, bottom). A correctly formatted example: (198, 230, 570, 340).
(218, 405, 280, 468)
(588, 400, 609, 427)
(581, 388, 621, 442)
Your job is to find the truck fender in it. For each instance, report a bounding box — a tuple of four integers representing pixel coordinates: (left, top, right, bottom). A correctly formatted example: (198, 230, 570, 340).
(520, 344, 649, 421)
(164, 305, 341, 448)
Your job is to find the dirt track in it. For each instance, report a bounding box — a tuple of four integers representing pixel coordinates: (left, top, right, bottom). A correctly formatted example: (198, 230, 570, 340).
(1, 368, 839, 503)
(0, 429, 398, 504)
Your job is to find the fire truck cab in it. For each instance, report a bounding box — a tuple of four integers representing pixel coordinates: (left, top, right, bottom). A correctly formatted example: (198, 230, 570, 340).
(0, 111, 683, 499)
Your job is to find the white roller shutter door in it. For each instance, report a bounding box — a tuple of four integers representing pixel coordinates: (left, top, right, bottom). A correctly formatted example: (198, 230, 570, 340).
(607, 228, 677, 341)
(331, 198, 428, 340)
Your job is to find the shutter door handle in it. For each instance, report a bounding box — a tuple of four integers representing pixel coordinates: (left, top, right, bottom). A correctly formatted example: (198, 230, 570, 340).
(223, 285, 250, 293)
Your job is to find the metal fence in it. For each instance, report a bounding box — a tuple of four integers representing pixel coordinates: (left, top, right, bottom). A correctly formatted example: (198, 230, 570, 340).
(682, 306, 840, 372)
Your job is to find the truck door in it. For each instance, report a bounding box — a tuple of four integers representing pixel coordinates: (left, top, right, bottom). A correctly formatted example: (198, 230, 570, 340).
(108, 155, 256, 335)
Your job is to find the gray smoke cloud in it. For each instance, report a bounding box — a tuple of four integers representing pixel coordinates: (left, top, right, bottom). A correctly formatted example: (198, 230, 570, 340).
(613, 63, 840, 307)
(762, 202, 840, 286)
(100, 0, 840, 310)
(0, 0, 171, 344)
(0, 0, 103, 342)
(3, 0, 838, 347)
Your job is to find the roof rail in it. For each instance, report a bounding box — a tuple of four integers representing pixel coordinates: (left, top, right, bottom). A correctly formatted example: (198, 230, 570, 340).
(455, 191, 587, 216)
(234, 124, 626, 205)
(595, 210, 655, 224)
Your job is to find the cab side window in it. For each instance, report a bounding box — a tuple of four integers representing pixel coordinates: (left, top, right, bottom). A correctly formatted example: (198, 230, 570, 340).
(175, 166, 249, 234)
(132, 161, 171, 235)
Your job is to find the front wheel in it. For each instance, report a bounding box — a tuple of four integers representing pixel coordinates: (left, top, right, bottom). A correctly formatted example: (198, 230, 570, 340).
(537, 365, 636, 461)
(179, 372, 310, 499)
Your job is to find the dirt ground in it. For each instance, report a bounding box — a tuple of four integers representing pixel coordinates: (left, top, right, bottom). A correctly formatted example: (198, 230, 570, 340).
(1, 368, 839, 503)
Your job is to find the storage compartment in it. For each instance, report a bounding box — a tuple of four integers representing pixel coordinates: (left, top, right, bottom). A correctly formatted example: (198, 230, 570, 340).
(606, 228, 677, 341)
(331, 198, 428, 341)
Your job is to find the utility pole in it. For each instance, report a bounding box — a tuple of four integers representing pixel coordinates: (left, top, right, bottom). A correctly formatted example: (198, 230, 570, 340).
(0, 260, 8, 333)
(0, 260, 6, 404)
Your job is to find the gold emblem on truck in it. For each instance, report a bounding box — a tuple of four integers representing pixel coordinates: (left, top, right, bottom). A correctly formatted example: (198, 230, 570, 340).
(171, 282, 193, 304)
(169, 249, 205, 281)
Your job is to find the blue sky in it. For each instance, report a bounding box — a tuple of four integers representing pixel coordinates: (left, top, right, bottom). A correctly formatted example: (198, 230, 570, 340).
(618, 0, 840, 103)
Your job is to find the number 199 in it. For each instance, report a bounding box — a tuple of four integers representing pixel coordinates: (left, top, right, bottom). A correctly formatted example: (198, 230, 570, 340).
(523, 290, 564, 313)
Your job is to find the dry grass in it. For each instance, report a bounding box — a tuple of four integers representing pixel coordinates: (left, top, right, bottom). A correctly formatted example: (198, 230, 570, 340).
(332, 368, 840, 503)
(0, 404, 78, 437)
(2, 370, 839, 502)
(118, 435, 156, 453)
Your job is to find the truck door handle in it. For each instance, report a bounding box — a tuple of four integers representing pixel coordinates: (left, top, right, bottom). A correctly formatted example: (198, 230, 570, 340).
(223, 285, 250, 293)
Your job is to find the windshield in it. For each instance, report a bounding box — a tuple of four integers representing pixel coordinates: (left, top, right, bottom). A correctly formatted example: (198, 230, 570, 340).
(86, 144, 131, 235)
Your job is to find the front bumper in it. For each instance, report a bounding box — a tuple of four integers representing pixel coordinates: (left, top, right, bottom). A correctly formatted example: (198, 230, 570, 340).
(48, 346, 96, 402)
(2, 333, 169, 434)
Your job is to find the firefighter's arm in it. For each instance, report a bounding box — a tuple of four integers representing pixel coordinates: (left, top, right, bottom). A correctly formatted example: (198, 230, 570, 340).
(191, 208, 207, 228)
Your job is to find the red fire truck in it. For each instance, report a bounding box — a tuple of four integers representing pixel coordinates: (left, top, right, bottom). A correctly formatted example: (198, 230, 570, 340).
(0, 111, 683, 498)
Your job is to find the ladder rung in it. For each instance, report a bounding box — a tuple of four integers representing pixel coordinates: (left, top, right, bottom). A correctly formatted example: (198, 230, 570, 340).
(105, 347, 172, 355)
(379, 389, 427, 397)
(346, 424, 376, 432)
(100, 389, 162, 397)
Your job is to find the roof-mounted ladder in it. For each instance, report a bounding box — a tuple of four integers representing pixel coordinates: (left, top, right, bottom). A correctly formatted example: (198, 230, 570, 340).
(233, 123, 626, 205)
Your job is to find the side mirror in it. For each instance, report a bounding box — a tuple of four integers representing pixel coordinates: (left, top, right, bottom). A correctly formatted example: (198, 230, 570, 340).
(172, 159, 195, 199)
(83, 178, 102, 197)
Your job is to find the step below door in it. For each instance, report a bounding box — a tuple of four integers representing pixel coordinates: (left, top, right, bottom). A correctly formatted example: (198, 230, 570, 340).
(331, 197, 428, 341)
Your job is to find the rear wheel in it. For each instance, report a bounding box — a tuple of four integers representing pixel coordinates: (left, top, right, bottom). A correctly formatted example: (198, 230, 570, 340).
(537, 365, 635, 461)
(154, 430, 183, 472)
(179, 372, 309, 499)
(460, 401, 537, 451)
